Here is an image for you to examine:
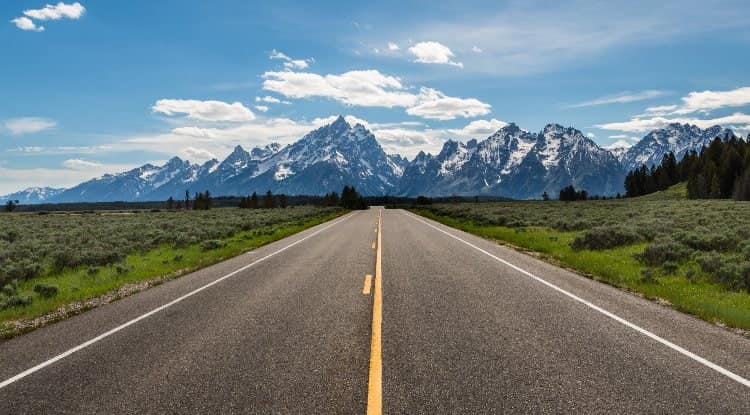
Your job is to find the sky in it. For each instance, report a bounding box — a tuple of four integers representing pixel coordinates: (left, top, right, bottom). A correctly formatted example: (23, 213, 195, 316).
(1, 0, 750, 194)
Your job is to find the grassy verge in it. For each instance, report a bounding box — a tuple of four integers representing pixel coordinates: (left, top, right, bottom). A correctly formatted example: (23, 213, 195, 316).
(411, 209, 750, 332)
(0, 210, 344, 338)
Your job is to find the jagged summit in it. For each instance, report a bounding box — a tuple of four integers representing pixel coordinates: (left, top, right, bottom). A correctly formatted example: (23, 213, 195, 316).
(2, 118, 737, 202)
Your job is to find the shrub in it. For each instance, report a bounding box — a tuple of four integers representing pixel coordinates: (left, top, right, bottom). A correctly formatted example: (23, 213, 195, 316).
(33, 283, 59, 298)
(695, 252, 724, 274)
(636, 238, 690, 266)
(571, 225, 641, 250)
(712, 262, 750, 292)
(201, 240, 226, 251)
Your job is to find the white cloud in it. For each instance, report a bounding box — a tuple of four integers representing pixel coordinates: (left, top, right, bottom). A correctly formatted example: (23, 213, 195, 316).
(255, 95, 290, 104)
(372, 127, 444, 157)
(181, 147, 216, 162)
(0, 163, 138, 195)
(586, 132, 596, 138)
(23, 2, 85, 20)
(388, 42, 400, 51)
(407, 88, 491, 120)
(152, 99, 255, 122)
(62, 159, 102, 170)
(4, 117, 57, 135)
(10, 17, 44, 32)
(447, 119, 508, 137)
(269, 49, 312, 70)
(471, 46, 483, 53)
(408, 41, 463, 68)
(566, 90, 668, 108)
(671, 87, 750, 115)
(595, 112, 750, 132)
(263, 69, 490, 120)
(643, 104, 678, 115)
(254, 105, 269, 112)
(263, 69, 417, 108)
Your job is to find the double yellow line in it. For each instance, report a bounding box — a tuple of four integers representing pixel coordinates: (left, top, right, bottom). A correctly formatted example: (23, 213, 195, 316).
(366, 209, 383, 415)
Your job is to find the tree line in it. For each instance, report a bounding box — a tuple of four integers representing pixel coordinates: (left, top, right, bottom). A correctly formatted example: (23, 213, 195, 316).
(624, 136, 750, 200)
(237, 186, 367, 210)
(238, 191, 288, 209)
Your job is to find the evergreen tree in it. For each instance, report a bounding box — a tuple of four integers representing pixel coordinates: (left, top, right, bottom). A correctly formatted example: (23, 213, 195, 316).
(278, 194, 288, 208)
(250, 192, 259, 209)
(263, 190, 276, 209)
(166, 197, 175, 210)
(184, 190, 191, 210)
(542, 191, 550, 201)
(4, 200, 19, 212)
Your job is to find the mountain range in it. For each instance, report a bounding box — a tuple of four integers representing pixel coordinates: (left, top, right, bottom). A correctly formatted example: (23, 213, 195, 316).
(1, 116, 736, 203)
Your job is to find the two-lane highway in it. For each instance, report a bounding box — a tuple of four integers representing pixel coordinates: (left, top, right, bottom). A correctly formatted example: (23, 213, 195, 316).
(1, 208, 748, 413)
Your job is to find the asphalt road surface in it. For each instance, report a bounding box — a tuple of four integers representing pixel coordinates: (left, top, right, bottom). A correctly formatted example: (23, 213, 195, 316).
(0, 208, 748, 414)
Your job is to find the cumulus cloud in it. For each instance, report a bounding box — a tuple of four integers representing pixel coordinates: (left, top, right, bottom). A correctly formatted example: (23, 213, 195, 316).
(447, 119, 508, 137)
(263, 69, 417, 108)
(4, 117, 57, 135)
(595, 112, 750, 132)
(152, 99, 255, 122)
(471, 46, 483, 53)
(263, 69, 490, 120)
(11, 17, 44, 32)
(670, 87, 750, 115)
(62, 158, 103, 170)
(23, 2, 85, 20)
(254, 105, 269, 112)
(407, 88, 491, 120)
(408, 41, 463, 68)
(565, 90, 668, 108)
(388, 42, 400, 51)
(181, 147, 216, 161)
(269, 49, 312, 70)
(11, 2, 85, 32)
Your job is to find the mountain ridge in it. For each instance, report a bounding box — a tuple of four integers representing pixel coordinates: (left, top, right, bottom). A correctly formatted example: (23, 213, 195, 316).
(1, 118, 737, 203)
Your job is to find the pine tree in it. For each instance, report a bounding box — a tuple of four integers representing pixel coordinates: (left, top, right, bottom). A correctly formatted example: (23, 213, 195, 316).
(250, 192, 259, 209)
(166, 197, 175, 210)
(278, 194, 288, 208)
(263, 190, 276, 209)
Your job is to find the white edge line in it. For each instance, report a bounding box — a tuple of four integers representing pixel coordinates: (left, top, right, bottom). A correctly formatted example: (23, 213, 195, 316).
(0, 212, 356, 390)
(405, 211, 750, 388)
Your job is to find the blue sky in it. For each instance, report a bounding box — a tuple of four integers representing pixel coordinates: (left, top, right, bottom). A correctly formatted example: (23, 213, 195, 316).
(1, 0, 750, 193)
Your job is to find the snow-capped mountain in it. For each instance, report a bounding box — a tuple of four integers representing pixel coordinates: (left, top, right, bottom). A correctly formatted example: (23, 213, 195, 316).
(604, 140, 633, 161)
(5, 118, 738, 203)
(398, 123, 624, 198)
(217, 116, 402, 196)
(621, 124, 734, 171)
(0, 187, 65, 204)
(50, 157, 213, 203)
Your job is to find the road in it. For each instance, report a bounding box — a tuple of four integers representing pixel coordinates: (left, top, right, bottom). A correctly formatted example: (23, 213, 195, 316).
(0, 208, 748, 413)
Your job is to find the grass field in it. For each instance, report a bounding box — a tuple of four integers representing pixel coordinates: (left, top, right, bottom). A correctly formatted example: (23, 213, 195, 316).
(409, 191, 750, 332)
(0, 206, 342, 337)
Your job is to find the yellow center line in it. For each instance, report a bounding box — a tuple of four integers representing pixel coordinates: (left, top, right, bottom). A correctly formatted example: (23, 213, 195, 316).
(362, 274, 373, 295)
(366, 208, 383, 415)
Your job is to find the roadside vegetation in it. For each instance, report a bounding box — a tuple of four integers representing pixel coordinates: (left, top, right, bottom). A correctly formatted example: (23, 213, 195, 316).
(408, 193, 750, 331)
(0, 205, 342, 337)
